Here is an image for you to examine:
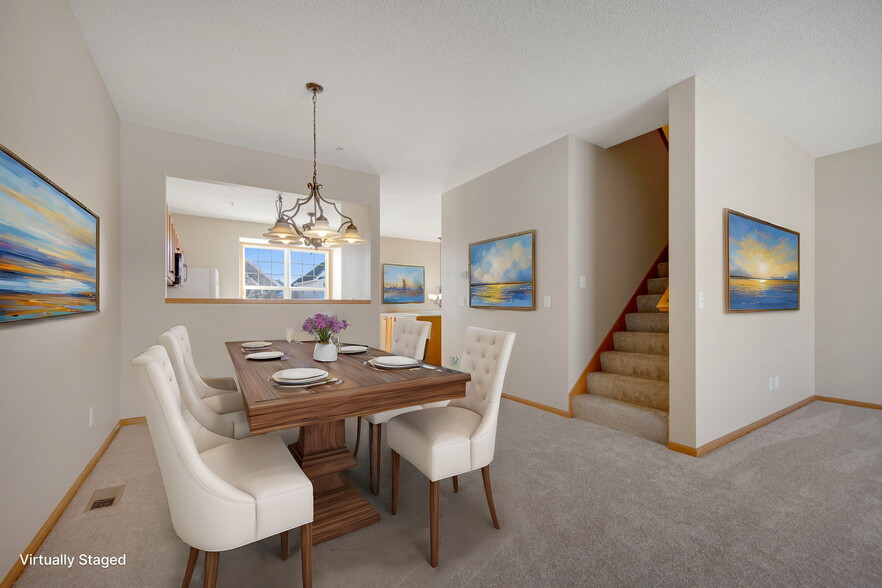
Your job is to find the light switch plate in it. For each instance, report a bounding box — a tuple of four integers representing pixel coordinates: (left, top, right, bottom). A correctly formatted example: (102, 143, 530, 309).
(579, 275, 586, 288)
(543, 295, 552, 307)
(458, 297, 465, 307)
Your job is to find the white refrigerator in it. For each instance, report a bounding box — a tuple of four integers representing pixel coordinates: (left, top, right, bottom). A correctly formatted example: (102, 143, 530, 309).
(167, 267, 220, 298)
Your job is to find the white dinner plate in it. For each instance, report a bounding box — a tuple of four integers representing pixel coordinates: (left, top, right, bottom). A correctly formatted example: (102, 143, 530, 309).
(245, 351, 284, 360)
(371, 356, 419, 368)
(272, 368, 328, 384)
(241, 341, 273, 349)
(340, 345, 368, 354)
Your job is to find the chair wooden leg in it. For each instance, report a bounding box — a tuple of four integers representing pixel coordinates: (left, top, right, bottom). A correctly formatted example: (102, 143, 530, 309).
(452, 475, 459, 493)
(202, 551, 219, 588)
(301, 523, 313, 588)
(429, 480, 440, 567)
(353, 416, 362, 457)
(481, 465, 501, 529)
(370, 423, 382, 495)
(391, 449, 400, 515)
(280, 530, 289, 561)
(181, 546, 199, 588)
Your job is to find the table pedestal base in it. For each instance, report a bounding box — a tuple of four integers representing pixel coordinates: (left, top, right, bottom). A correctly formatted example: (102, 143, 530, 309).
(289, 419, 380, 544)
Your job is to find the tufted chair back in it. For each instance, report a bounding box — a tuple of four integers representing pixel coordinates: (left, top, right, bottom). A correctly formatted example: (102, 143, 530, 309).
(160, 325, 218, 399)
(390, 319, 431, 361)
(449, 327, 516, 469)
(159, 327, 236, 439)
(131, 346, 257, 551)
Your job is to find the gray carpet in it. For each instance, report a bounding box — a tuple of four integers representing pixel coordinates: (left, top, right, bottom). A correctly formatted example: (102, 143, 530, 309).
(16, 400, 882, 587)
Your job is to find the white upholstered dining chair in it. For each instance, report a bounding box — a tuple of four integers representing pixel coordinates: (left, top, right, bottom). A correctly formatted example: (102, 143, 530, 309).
(132, 345, 314, 588)
(159, 326, 250, 439)
(353, 319, 431, 494)
(387, 326, 515, 567)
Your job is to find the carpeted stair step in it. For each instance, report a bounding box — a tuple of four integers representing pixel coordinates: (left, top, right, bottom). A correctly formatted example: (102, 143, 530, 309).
(613, 331, 669, 355)
(586, 371, 669, 411)
(572, 394, 668, 444)
(625, 312, 669, 333)
(647, 277, 669, 295)
(637, 294, 664, 313)
(657, 262, 668, 278)
(600, 351, 669, 382)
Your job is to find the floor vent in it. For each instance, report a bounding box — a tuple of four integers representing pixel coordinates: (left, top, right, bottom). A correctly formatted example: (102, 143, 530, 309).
(85, 485, 125, 512)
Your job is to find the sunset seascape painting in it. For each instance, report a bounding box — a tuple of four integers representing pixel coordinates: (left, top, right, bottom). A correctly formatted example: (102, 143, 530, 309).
(727, 210, 798, 312)
(469, 230, 535, 310)
(0, 145, 99, 323)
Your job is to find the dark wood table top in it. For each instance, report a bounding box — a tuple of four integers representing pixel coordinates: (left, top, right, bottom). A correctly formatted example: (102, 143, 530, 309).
(226, 340, 470, 434)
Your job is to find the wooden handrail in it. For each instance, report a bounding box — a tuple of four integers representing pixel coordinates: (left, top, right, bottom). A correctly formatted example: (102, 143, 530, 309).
(656, 288, 669, 312)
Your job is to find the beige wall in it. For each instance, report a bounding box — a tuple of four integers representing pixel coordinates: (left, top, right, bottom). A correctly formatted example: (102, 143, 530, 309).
(568, 132, 669, 386)
(120, 123, 381, 417)
(380, 237, 441, 312)
(815, 142, 882, 405)
(669, 77, 816, 448)
(442, 138, 571, 410)
(442, 133, 668, 412)
(0, 0, 121, 572)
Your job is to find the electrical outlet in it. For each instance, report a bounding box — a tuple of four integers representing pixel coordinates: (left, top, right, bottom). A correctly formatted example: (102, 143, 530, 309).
(768, 377, 774, 392)
(579, 275, 586, 288)
(698, 291, 705, 309)
(89, 406, 94, 428)
(458, 297, 465, 307)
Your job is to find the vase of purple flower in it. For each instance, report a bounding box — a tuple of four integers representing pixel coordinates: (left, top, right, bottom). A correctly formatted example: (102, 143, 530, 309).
(302, 313, 349, 362)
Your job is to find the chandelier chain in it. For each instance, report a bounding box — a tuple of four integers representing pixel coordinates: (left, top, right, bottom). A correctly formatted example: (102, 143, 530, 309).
(312, 86, 318, 186)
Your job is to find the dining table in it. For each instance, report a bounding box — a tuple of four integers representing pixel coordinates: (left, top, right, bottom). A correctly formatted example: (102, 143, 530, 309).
(225, 340, 471, 544)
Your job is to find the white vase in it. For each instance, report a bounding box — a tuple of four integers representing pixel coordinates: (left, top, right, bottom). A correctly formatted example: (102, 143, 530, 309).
(313, 342, 338, 362)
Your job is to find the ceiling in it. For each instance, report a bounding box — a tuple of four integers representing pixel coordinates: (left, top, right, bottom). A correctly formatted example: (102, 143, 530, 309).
(166, 177, 347, 229)
(68, 0, 882, 242)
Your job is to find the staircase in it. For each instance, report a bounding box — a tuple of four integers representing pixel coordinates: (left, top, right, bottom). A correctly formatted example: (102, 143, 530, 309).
(572, 260, 669, 444)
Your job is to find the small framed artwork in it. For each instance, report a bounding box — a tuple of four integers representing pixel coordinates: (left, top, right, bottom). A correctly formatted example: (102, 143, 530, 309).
(382, 264, 425, 303)
(726, 209, 799, 312)
(0, 144, 99, 324)
(469, 230, 535, 310)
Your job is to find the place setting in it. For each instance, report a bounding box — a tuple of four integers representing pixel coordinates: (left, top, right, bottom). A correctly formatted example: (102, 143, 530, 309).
(363, 355, 425, 371)
(240, 341, 290, 361)
(269, 367, 343, 395)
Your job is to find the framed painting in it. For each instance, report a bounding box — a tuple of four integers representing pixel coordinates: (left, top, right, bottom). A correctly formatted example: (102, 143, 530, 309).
(0, 144, 99, 324)
(382, 263, 425, 303)
(726, 209, 799, 312)
(469, 230, 535, 310)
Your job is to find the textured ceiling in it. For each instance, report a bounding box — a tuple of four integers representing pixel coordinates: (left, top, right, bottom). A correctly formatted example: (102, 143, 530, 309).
(166, 177, 350, 228)
(68, 0, 882, 241)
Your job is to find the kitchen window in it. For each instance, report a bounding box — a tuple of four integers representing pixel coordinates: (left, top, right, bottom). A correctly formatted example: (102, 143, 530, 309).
(240, 243, 329, 299)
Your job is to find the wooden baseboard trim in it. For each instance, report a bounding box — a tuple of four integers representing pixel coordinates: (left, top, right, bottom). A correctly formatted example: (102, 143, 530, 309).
(501, 393, 571, 418)
(815, 396, 882, 410)
(667, 396, 815, 458)
(666, 441, 697, 457)
(1, 417, 139, 588)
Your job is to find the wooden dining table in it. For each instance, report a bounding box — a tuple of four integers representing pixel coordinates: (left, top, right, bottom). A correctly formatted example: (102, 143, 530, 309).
(225, 340, 470, 544)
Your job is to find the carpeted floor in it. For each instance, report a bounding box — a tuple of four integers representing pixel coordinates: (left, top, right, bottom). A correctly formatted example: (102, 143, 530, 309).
(16, 399, 882, 587)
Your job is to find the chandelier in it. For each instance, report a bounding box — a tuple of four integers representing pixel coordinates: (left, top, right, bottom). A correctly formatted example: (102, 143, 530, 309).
(264, 82, 366, 249)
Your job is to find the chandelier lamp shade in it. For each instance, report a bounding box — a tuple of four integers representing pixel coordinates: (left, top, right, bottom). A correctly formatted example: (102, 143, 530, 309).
(264, 82, 367, 249)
